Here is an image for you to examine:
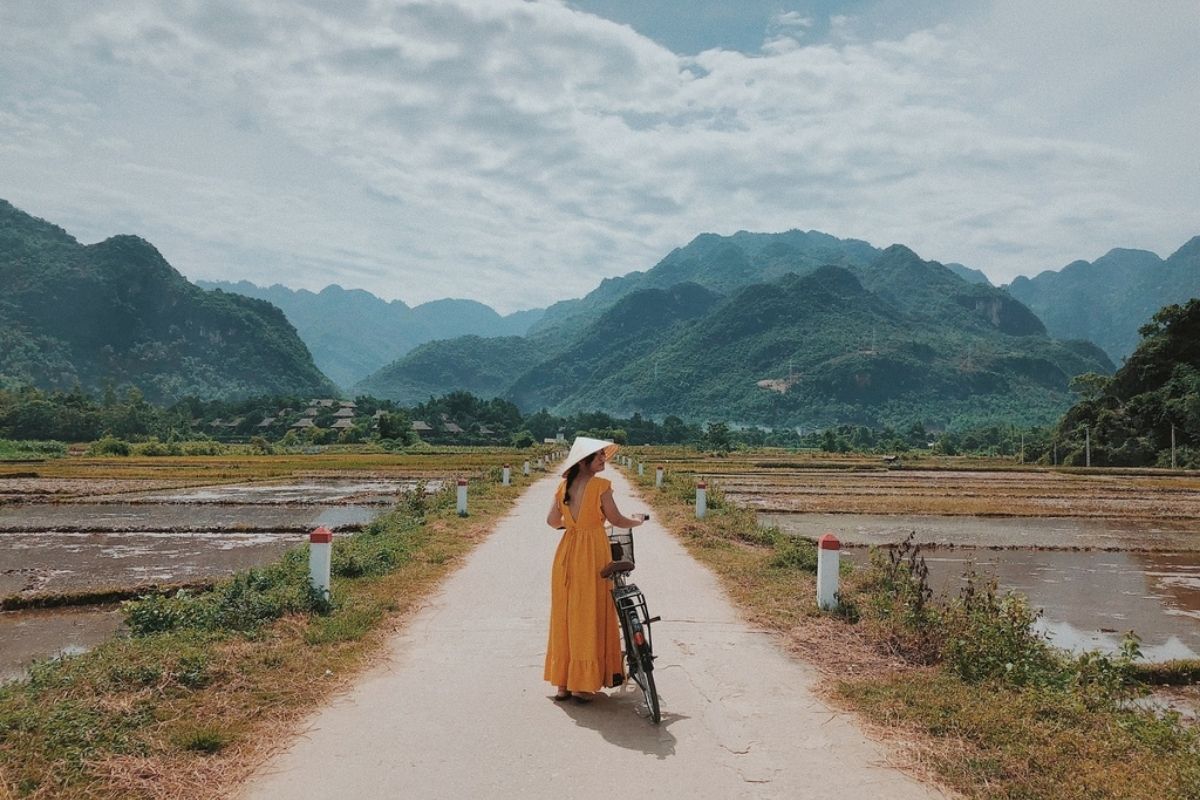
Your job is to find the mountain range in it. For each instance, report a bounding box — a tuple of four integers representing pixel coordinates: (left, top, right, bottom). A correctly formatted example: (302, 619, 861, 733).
(1005, 238, 1200, 363)
(0, 200, 333, 402)
(360, 234, 1114, 428)
(195, 280, 544, 389)
(4, 194, 1194, 429)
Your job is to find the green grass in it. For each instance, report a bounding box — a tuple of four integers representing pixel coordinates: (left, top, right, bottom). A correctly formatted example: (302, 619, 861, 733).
(0, 439, 67, 461)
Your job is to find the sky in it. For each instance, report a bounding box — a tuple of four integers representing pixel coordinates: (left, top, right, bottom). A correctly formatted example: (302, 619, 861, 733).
(1, 0, 1197, 313)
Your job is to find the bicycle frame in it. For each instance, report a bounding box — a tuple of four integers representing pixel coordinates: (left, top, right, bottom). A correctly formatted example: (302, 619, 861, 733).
(606, 525, 661, 723)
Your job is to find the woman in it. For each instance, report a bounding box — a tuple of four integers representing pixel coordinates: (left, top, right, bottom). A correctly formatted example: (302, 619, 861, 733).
(544, 437, 646, 702)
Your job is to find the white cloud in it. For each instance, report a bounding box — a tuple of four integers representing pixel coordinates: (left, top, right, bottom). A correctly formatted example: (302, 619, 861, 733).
(0, 0, 1196, 313)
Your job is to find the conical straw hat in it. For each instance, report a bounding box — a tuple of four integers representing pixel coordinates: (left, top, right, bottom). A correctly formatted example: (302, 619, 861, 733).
(560, 436, 619, 476)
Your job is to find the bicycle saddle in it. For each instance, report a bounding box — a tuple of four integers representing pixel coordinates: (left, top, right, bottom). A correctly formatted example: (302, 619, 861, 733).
(599, 560, 635, 578)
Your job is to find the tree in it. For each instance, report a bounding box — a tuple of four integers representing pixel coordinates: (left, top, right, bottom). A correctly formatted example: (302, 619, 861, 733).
(377, 410, 413, 442)
(1069, 373, 1111, 402)
(706, 421, 732, 453)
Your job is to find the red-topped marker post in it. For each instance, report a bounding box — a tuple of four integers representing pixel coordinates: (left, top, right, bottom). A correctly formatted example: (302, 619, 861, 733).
(309, 526, 333, 600)
(696, 481, 708, 519)
(655, 466, 664, 489)
(816, 533, 840, 610)
(456, 478, 468, 517)
(502, 464, 511, 486)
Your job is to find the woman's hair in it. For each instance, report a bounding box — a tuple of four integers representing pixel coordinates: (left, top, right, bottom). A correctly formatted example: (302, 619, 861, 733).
(563, 452, 598, 505)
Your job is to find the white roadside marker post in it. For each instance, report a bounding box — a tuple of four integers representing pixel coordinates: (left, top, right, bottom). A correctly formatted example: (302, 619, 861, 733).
(638, 462, 644, 477)
(457, 478, 468, 517)
(696, 481, 707, 519)
(816, 533, 841, 611)
(523, 460, 530, 476)
(502, 464, 511, 486)
(655, 466, 664, 489)
(308, 526, 333, 601)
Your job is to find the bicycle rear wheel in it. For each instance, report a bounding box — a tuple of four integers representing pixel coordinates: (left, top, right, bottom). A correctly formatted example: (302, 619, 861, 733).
(619, 613, 660, 724)
(633, 644, 660, 724)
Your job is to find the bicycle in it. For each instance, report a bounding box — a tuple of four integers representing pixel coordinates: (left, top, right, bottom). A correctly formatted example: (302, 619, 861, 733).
(600, 518, 661, 724)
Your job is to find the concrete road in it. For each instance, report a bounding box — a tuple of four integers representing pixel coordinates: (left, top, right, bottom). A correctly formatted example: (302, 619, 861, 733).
(240, 470, 945, 800)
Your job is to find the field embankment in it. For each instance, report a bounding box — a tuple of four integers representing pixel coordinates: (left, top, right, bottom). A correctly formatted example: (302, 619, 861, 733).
(620, 454, 1200, 800)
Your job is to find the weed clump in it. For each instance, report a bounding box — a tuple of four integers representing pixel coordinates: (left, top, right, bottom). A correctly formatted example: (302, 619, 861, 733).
(123, 556, 326, 636)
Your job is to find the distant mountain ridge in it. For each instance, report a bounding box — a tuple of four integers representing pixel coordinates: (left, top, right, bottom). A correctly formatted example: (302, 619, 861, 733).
(0, 200, 334, 402)
(361, 236, 1112, 428)
(1005, 237, 1200, 363)
(198, 280, 545, 389)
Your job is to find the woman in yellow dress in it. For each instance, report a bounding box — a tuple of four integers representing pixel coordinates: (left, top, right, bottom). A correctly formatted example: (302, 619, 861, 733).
(544, 437, 646, 702)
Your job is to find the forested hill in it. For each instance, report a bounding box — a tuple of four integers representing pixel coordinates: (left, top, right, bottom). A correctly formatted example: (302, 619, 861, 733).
(1005, 237, 1200, 363)
(198, 280, 545, 389)
(0, 200, 334, 402)
(1058, 298, 1200, 467)
(361, 248, 1114, 428)
(527, 228, 1013, 342)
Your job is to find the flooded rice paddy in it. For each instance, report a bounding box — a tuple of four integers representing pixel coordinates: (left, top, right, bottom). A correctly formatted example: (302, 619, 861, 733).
(737, 467, 1200, 661)
(0, 607, 122, 683)
(0, 476, 436, 681)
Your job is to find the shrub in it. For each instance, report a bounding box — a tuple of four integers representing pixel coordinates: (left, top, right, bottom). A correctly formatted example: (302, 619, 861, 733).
(941, 572, 1061, 686)
(87, 435, 131, 456)
(855, 535, 942, 663)
(769, 533, 818, 572)
(183, 439, 225, 456)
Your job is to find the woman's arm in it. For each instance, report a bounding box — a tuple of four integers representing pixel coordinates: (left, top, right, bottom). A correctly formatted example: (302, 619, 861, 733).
(600, 489, 645, 528)
(547, 495, 564, 529)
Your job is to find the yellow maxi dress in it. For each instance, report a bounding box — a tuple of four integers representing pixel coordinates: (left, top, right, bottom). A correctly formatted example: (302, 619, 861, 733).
(544, 476, 624, 692)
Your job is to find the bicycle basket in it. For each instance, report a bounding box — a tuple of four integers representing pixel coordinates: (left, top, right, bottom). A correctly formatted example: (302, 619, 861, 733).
(607, 526, 635, 565)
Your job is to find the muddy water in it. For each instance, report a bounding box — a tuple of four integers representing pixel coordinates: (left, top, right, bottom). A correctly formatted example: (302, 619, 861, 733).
(0, 531, 311, 594)
(0, 607, 123, 683)
(110, 478, 441, 505)
(761, 512, 1200, 551)
(763, 512, 1200, 659)
(0, 503, 378, 532)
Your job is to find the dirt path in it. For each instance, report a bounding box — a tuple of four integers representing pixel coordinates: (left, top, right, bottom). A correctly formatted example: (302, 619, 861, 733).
(239, 470, 945, 799)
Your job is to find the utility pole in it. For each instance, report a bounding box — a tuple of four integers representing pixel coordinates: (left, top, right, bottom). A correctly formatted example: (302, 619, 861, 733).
(1085, 427, 1091, 468)
(1019, 432, 1025, 464)
(1053, 440, 1058, 466)
(1172, 424, 1177, 469)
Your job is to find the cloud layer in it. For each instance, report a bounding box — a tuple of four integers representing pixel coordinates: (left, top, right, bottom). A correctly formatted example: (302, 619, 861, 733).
(1, 0, 1196, 311)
